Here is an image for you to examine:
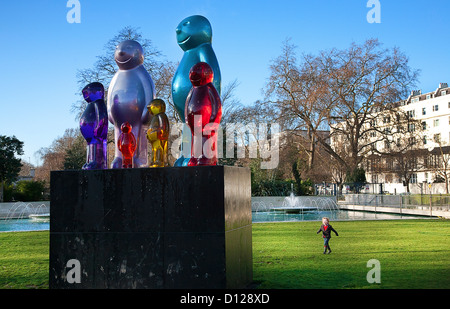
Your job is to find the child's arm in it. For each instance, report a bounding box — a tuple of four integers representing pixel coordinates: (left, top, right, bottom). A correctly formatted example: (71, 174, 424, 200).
(316, 226, 322, 234)
(331, 226, 339, 236)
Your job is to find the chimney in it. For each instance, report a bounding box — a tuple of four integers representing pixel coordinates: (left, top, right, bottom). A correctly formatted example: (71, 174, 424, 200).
(411, 90, 421, 96)
(439, 83, 448, 88)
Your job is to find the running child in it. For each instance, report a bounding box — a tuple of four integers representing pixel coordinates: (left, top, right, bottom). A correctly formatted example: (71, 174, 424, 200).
(317, 217, 339, 254)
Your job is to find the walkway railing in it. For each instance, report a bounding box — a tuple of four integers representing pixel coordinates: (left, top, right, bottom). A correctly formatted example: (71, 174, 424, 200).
(338, 194, 450, 218)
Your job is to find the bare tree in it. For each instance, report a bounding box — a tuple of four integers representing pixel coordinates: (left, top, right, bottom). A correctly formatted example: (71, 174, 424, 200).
(264, 38, 419, 182)
(428, 141, 450, 194)
(35, 129, 81, 184)
(264, 39, 332, 171)
(320, 39, 419, 174)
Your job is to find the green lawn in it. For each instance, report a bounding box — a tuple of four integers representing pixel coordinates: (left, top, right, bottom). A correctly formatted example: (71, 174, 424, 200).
(0, 231, 49, 289)
(0, 219, 449, 289)
(252, 219, 450, 289)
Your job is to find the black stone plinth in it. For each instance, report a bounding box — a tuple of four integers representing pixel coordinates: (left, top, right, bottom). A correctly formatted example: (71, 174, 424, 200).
(49, 166, 252, 289)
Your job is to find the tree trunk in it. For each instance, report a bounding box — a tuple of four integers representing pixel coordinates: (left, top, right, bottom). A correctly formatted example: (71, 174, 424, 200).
(308, 134, 315, 170)
(445, 176, 449, 195)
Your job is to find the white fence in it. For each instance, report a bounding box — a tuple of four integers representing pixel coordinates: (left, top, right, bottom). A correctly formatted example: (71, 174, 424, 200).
(339, 194, 450, 218)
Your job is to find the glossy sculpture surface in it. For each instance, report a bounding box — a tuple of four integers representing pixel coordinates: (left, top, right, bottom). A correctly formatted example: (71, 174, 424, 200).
(80, 82, 108, 170)
(185, 62, 222, 166)
(147, 99, 170, 167)
(107, 40, 155, 168)
(118, 122, 136, 169)
(172, 15, 221, 166)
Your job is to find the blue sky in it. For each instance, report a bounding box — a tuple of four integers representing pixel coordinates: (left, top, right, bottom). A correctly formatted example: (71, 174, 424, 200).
(0, 0, 448, 166)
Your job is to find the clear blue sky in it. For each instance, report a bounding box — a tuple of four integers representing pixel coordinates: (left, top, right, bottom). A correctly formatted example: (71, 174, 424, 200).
(0, 0, 448, 166)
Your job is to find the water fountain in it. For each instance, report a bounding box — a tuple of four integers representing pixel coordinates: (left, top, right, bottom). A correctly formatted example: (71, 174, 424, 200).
(0, 202, 50, 232)
(271, 184, 319, 213)
(3, 202, 50, 221)
(251, 183, 341, 222)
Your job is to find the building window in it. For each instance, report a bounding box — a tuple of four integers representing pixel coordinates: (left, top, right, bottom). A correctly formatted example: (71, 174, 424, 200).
(423, 155, 430, 168)
(386, 158, 393, 170)
(422, 121, 427, 130)
(407, 110, 415, 118)
(422, 107, 426, 115)
(433, 104, 439, 112)
(410, 174, 417, 184)
(372, 174, 378, 183)
(434, 119, 440, 127)
(441, 90, 447, 96)
(412, 97, 419, 103)
(426, 94, 431, 100)
(408, 123, 415, 132)
(423, 136, 427, 145)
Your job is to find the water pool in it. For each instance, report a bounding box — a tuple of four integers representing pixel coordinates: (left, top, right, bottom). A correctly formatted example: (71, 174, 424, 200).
(0, 210, 432, 232)
(252, 209, 431, 223)
(0, 218, 50, 232)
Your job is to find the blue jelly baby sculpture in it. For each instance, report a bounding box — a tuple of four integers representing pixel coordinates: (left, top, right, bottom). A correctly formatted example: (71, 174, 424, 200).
(172, 15, 221, 166)
(80, 82, 108, 170)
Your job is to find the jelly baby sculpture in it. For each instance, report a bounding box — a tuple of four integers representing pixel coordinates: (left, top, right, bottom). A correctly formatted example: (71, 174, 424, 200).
(107, 40, 155, 168)
(146, 99, 170, 167)
(118, 122, 137, 169)
(185, 62, 222, 166)
(172, 15, 221, 166)
(79, 82, 108, 170)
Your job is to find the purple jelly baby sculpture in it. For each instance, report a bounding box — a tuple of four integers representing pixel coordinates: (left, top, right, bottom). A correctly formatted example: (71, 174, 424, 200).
(80, 82, 108, 170)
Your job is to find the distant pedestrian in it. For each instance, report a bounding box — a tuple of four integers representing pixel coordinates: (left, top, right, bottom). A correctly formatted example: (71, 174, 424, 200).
(317, 217, 339, 254)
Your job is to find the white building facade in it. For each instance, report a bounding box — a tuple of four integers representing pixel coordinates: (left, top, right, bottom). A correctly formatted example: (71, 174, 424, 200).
(332, 83, 450, 194)
(370, 83, 450, 194)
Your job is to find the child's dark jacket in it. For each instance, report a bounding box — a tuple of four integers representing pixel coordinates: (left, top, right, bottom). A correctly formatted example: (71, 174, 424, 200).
(317, 224, 338, 238)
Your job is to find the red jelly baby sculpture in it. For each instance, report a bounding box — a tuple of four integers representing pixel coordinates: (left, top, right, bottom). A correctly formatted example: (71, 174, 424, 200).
(117, 122, 137, 168)
(185, 62, 222, 166)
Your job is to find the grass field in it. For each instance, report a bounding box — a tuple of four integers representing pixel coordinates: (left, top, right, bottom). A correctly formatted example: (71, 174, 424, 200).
(0, 231, 49, 289)
(0, 219, 449, 289)
(252, 219, 450, 289)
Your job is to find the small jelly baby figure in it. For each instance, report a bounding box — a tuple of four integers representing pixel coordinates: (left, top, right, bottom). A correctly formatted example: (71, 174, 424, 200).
(146, 99, 170, 167)
(185, 62, 222, 166)
(117, 122, 136, 168)
(80, 82, 108, 170)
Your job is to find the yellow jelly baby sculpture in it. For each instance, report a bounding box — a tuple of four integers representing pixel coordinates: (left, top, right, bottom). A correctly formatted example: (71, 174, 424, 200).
(147, 99, 170, 167)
